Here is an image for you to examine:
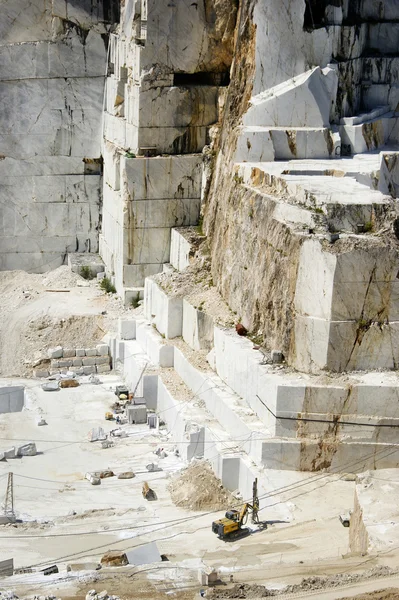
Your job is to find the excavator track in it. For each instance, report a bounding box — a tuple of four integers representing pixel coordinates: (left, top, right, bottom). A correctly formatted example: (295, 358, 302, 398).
(223, 527, 250, 541)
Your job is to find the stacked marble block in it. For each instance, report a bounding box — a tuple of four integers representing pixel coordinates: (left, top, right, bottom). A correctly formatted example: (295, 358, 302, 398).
(236, 66, 341, 162)
(100, 152, 203, 296)
(235, 65, 399, 163)
(103, 1, 221, 156)
(111, 316, 267, 494)
(0, 0, 109, 272)
(35, 345, 112, 377)
(113, 311, 399, 477)
(235, 0, 399, 164)
(212, 328, 399, 472)
(236, 154, 395, 234)
(100, 0, 232, 299)
(148, 211, 399, 375)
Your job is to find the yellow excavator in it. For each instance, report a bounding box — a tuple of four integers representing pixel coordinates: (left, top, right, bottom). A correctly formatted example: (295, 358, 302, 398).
(212, 479, 260, 540)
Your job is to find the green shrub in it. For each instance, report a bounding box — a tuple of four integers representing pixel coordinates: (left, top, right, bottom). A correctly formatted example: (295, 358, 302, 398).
(80, 265, 94, 280)
(100, 276, 116, 294)
(131, 292, 140, 309)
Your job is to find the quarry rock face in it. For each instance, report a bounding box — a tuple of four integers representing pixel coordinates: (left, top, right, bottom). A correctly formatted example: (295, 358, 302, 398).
(4, 0, 399, 488)
(203, 0, 399, 374)
(0, 0, 119, 272)
(99, 0, 238, 296)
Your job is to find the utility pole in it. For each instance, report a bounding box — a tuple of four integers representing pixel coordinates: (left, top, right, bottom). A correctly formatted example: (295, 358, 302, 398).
(3, 472, 15, 521)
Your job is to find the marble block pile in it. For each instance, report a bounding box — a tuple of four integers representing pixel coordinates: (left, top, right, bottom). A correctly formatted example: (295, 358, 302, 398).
(35, 345, 111, 377)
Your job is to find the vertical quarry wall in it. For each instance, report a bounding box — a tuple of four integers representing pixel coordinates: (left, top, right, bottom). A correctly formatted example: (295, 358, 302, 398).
(0, 0, 118, 272)
(203, 0, 399, 371)
(99, 0, 238, 297)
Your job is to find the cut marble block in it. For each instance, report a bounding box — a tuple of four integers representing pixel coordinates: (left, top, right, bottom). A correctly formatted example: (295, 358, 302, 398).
(293, 238, 399, 372)
(121, 155, 202, 200)
(339, 109, 397, 154)
(235, 126, 340, 162)
(144, 278, 183, 339)
(170, 228, 192, 271)
(182, 299, 214, 351)
(243, 66, 338, 128)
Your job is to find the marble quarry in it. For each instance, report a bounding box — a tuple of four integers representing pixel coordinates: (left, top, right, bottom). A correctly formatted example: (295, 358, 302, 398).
(4, 0, 399, 488)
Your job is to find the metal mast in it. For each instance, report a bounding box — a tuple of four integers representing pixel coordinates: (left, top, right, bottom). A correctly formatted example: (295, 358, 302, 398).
(4, 472, 14, 520)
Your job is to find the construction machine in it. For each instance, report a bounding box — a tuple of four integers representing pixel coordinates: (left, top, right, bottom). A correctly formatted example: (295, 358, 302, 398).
(212, 478, 260, 540)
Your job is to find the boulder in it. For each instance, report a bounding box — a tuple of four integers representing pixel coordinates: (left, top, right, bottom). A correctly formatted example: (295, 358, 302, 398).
(4, 448, 16, 459)
(117, 471, 135, 479)
(100, 551, 128, 567)
(85, 473, 101, 485)
(48, 346, 63, 359)
(60, 379, 79, 388)
(17, 443, 37, 457)
(42, 381, 60, 392)
(93, 470, 114, 479)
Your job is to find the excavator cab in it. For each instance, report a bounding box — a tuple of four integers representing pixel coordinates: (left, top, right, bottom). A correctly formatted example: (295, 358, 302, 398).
(225, 509, 240, 521)
(212, 479, 260, 540)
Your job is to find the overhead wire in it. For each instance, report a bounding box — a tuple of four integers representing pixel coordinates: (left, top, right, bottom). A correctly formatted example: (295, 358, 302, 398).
(5, 442, 399, 542)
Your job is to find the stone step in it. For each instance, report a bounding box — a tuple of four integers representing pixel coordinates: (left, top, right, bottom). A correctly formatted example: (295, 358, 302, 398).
(235, 126, 341, 162)
(339, 112, 399, 154)
(340, 105, 391, 126)
(261, 438, 399, 473)
(236, 159, 390, 233)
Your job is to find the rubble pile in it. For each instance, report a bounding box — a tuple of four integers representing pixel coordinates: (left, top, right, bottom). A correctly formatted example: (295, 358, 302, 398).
(169, 461, 234, 510)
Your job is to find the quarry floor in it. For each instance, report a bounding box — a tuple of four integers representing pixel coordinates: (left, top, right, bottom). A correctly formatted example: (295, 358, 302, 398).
(0, 269, 399, 599)
(0, 373, 395, 599)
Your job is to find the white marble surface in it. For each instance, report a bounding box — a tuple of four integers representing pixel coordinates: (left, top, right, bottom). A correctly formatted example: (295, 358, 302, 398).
(244, 67, 338, 128)
(122, 155, 202, 200)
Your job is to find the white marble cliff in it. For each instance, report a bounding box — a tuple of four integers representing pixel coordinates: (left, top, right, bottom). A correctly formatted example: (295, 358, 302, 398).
(3, 0, 399, 488)
(0, 0, 118, 271)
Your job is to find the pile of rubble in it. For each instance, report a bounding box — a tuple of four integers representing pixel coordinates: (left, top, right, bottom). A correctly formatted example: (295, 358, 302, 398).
(86, 590, 120, 600)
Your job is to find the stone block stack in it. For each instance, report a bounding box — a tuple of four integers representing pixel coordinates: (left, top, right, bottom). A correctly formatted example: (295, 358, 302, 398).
(35, 345, 112, 378)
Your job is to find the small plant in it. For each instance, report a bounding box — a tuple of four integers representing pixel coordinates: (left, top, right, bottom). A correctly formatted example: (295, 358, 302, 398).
(197, 215, 204, 235)
(125, 150, 136, 158)
(364, 221, 373, 233)
(131, 292, 140, 309)
(357, 317, 371, 331)
(80, 265, 94, 280)
(233, 172, 244, 185)
(100, 276, 116, 294)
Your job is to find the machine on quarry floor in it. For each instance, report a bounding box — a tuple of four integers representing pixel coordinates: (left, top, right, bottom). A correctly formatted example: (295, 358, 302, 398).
(212, 479, 260, 540)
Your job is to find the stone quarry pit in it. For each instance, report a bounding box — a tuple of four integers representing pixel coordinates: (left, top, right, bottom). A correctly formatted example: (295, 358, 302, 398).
(2, 0, 399, 599)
